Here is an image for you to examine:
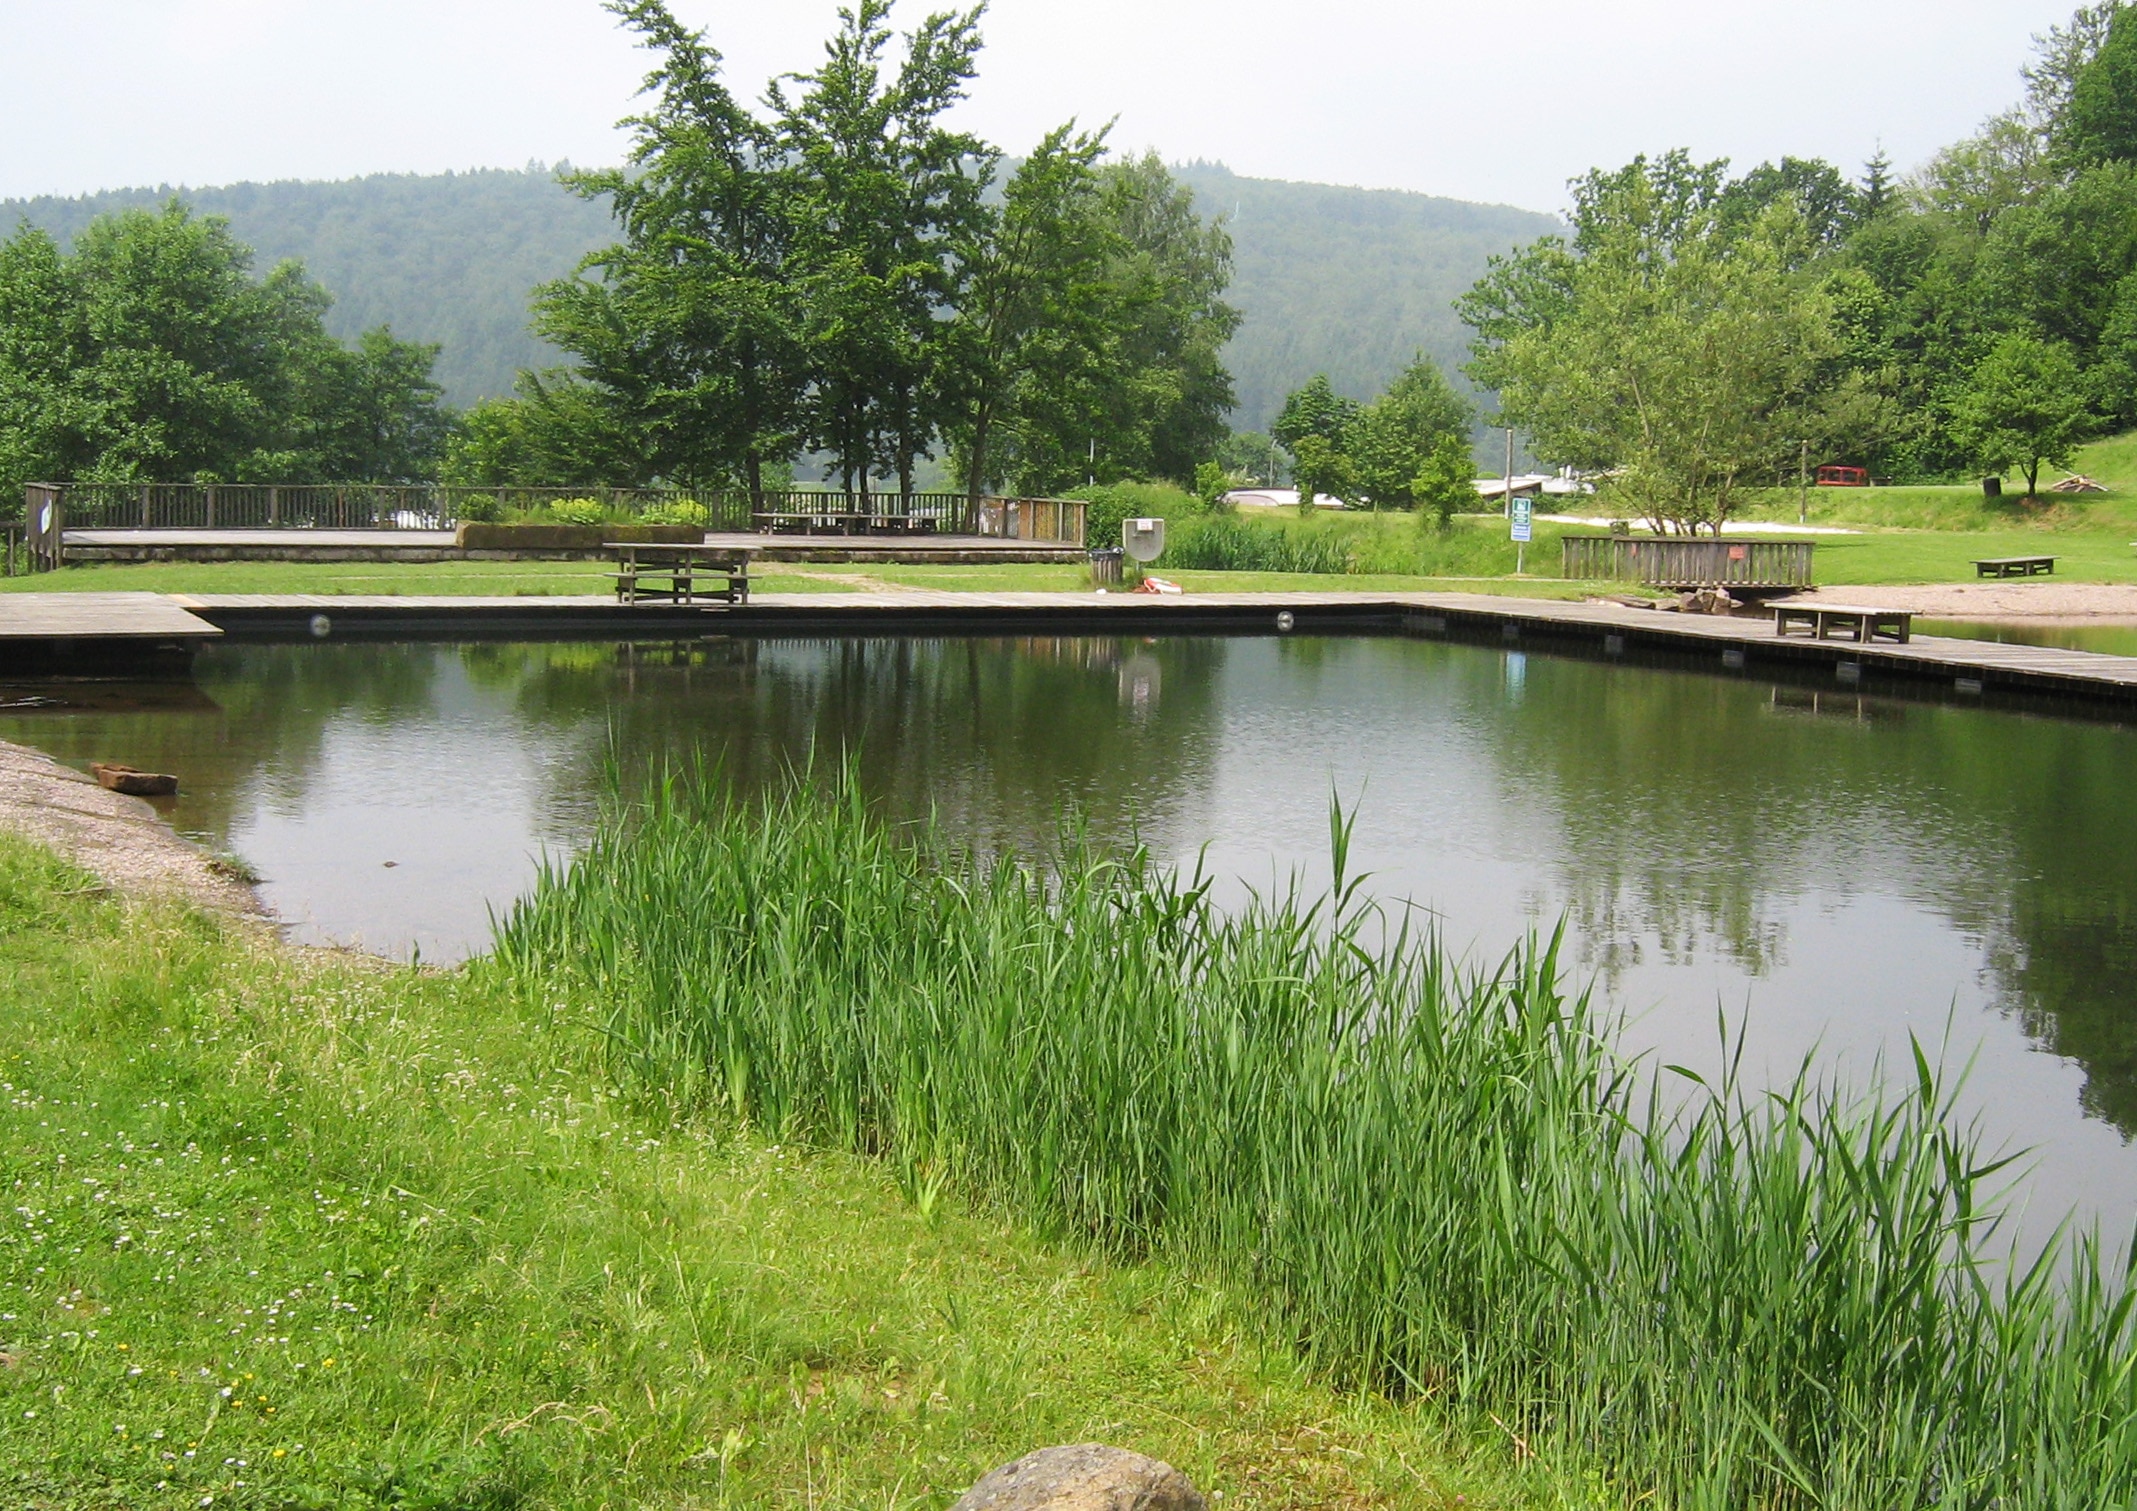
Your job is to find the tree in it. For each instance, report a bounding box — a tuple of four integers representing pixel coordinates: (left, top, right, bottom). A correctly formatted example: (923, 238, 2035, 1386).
(440, 371, 646, 487)
(2060, 4, 2137, 164)
(0, 202, 450, 493)
(1461, 154, 1841, 533)
(941, 123, 1116, 504)
(774, 0, 988, 505)
(1946, 331, 2097, 496)
(1271, 374, 1359, 455)
(536, 0, 802, 497)
(1290, 433, 1350, 514)
(1086, 153, 1240, 486)
(1409, 431, 1476, 532)
(1343, 353, 1472, 509)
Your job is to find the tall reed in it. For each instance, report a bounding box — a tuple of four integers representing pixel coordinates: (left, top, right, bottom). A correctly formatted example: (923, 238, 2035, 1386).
(490, 769, 2137, 1506)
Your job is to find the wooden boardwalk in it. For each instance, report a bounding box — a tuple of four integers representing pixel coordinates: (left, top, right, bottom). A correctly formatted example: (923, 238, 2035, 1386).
(63, 529, 1084, 566)
(7, 588, 2137, 706)
(0, 591, 220, 641)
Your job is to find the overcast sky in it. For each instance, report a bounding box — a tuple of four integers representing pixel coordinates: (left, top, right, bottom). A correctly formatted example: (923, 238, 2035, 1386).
(1, 0, 2081, 213)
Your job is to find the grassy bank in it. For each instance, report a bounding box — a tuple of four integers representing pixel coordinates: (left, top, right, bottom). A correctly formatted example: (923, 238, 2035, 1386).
(0, 829, 1544, 1510)
(496, 770, 2137, 1509)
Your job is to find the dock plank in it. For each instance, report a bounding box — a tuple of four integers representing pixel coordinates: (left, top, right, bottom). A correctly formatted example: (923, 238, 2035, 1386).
(0, 592, 220, 641)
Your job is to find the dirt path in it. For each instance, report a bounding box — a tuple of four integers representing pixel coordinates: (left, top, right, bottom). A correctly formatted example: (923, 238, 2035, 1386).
(1806, 582, 2137, 618)
(0, 738, 267, 918)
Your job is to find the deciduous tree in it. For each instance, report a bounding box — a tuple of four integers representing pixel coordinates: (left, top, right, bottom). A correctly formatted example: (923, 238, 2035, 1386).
(1947, 331, 2097, 496)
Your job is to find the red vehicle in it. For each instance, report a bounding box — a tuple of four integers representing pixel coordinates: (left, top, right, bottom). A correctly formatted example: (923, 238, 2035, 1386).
(1815, 464, 1869, 487)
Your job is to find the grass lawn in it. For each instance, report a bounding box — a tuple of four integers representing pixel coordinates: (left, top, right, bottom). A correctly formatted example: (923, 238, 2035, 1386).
(0, 556, 1600, 602)
(0, 831, 1540, 1510)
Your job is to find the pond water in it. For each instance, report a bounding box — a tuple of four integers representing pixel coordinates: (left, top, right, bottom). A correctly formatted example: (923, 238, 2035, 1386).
(1921, 617, 2137, 656)
(5, 632, 2137, 1234)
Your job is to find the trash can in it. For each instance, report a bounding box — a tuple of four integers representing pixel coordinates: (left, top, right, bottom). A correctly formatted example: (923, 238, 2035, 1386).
(1088, 547, 1124, 587)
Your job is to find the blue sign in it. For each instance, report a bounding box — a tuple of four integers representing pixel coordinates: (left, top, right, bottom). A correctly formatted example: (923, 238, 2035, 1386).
(1510, 496, 1533, 542)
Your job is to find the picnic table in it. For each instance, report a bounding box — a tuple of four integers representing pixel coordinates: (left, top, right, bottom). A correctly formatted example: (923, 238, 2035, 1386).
(608, 542, 755, 605)
(1973, 555, 2056, 578)
(1773, 602, 1912, 644)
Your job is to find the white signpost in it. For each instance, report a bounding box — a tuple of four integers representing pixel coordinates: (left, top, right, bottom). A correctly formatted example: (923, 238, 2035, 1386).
(1509, 495, 1532, 575)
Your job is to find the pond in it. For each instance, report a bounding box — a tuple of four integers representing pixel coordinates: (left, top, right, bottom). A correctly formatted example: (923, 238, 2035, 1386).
(4, 632, 2136, 1234)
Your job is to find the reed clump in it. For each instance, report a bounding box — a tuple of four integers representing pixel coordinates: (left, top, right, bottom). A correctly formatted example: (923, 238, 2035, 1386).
(491, 771, 2137, 1507)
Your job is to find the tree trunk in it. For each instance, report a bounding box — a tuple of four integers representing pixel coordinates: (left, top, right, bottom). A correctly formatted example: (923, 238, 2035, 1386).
(745, 448, 764, 514)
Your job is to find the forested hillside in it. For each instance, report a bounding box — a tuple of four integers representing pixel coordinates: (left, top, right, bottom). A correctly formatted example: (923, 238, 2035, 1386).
(1173, 163, 1555, 425)
(1, 170, 615, 410)
(3, 165, 1555, 427)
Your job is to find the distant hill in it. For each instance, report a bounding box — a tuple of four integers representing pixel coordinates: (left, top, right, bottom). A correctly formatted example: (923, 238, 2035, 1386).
(3, 165, 1557, 430)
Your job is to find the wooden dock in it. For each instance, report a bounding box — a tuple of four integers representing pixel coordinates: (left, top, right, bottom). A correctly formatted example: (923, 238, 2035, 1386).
(61, 528, 1085, 567)
(0, 592, 220, 677)
(7, 588, 2137, 708)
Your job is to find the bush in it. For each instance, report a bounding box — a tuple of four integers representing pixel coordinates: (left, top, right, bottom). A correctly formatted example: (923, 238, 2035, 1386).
(642, 498, 711, 528)
(1067, 480, 1203, 552)
(455, 492, 503, 523)
(547, 497, 610, 527)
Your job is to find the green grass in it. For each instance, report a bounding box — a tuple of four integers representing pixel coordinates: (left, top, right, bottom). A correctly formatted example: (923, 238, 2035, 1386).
(495, 768, 2137, 1509)
(0, 830, 1550, 1511)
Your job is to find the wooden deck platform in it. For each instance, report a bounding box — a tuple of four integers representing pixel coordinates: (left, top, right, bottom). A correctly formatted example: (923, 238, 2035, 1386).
(61, 528, 1085, 566)
(8, 588, 2137, 708)
(0, 591, 220, 677)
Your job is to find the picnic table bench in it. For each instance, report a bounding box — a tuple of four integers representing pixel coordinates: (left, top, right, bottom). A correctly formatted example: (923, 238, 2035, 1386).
(752, 510, 940, 536)
(608, 542, 755, 605)
(1773, 602, 1912, 644)
(1973, 555, 2057, 578)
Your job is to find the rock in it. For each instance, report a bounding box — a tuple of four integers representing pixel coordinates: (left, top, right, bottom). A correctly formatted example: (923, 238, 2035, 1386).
(1676, 587, 1740, 616)
(951, 1445, 1208, 1511)
(90, 763, 179, 798)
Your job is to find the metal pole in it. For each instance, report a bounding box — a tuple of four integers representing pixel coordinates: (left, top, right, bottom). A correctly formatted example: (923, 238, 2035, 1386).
(1087, 438, 1095, 489)
(1504, 428, 1514, 517)
(1798, 439, 1810, 525)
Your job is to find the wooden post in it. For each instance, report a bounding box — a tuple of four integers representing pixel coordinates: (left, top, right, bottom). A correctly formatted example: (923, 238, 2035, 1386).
(269, 486, 281, 527)
(139, 483, 151, 528)
(205, 484, 217, 529)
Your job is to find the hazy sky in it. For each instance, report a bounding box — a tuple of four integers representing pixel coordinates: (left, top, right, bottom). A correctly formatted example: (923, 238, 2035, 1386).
(1, 0, 2081, 213)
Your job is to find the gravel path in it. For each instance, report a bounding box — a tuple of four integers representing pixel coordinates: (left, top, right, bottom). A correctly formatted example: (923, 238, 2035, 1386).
(0, 738, 267, 918)
(1805, 582, 2137, 618)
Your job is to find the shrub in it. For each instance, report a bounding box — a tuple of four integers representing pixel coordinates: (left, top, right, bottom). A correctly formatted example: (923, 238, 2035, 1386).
(642, 498, 711, 528)
(547, 497, 609, 527)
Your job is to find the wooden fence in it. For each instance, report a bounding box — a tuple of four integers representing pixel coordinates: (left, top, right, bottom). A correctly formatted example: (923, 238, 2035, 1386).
(1561, 535, 1814, 588)
(22, 484, 1087, 548)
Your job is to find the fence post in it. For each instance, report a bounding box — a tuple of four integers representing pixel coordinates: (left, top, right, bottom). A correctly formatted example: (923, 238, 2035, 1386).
(268, 486, 280, 526)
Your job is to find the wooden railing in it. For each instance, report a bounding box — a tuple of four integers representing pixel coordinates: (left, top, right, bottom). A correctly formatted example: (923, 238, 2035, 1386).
(1562, 535, 1814, 588)
(27, 483, 1087, 546)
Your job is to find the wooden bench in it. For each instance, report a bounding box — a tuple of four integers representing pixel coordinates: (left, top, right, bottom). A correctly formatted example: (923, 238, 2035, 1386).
(1973, 555, 2056, 578)
(1773, 602, 1912, 644)
(608, 542, 755, 605)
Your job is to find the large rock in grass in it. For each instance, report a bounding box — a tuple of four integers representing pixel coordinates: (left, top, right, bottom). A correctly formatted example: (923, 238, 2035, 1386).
(951, 1445, 1207, 1511)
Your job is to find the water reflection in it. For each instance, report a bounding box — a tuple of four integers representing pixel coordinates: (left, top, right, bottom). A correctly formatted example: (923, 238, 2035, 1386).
(3, 633, 2136, 1229)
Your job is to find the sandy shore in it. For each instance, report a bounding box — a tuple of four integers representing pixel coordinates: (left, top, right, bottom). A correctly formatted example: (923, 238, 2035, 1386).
(1794, 582, 2137, 618)
(0, 738, 267, 918)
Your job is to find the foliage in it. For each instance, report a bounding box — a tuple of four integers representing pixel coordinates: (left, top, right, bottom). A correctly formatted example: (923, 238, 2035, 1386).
(1947, 331, 2099, 494)
(2061, 4, 2137, 164)
(1411, 431, 1478, 531)
(440, 371, 645, 487)
(1462, 153, 1847, 532)
(1214, 428, 1288, 486)
(1288, 434, 1351, 513)
(1066, 479, 1203, 550)
(0, 202, 449, 494)
(1344, 353, 1472, 509)
(640, 496, 710, 526)
(1192, 460, 1231, 508)
(495, 768, 2137, 1509)
(1163, 514, 1351, 572)
(1270, 373, 1359, 454)
(545, 496, 613, 526)
(0, 832, 1542, 1511)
